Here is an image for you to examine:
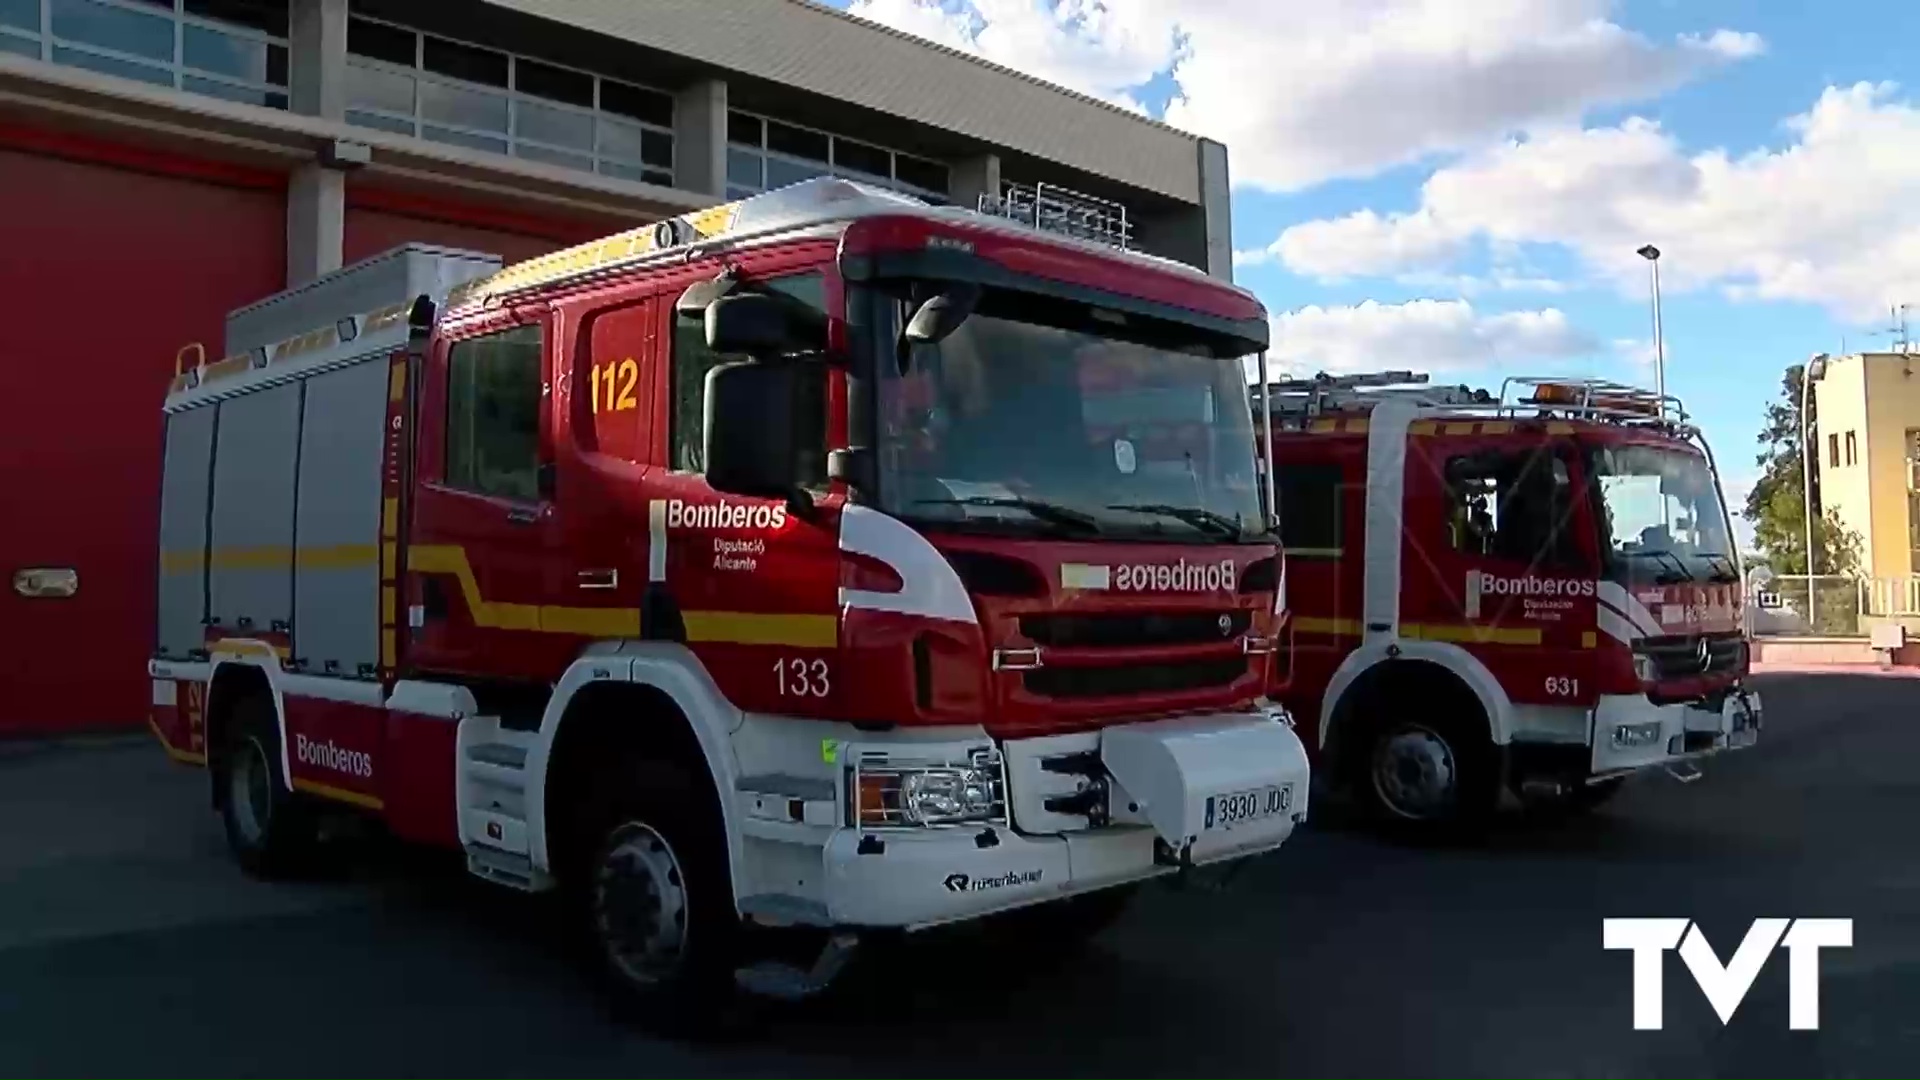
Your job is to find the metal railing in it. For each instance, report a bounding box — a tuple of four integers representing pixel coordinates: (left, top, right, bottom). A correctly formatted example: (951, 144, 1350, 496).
(1746, 574, 1920, 638)
(977, 180, 1132, 251)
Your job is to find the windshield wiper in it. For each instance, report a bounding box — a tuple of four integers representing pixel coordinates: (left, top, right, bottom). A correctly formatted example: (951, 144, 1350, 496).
(1106, 502, 1247, 541)
(1698, 551, 1740, 583)
(1619, 549, 1691, 584)
(916, 495, 1102, 534)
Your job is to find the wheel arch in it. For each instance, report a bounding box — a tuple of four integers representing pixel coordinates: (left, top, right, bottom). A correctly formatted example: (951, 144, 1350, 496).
(203, 652, 290, 804)
(524, 645, 744, 894)
(1319, 641, 1512, 777)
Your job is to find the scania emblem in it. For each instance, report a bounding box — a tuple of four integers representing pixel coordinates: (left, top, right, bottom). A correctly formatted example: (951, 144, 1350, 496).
(1218, 613, 1234, 636)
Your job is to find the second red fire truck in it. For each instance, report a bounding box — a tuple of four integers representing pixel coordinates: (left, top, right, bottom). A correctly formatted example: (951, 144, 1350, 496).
(1256, 371, 1761, 834)
(146, 178, 1308, 1021)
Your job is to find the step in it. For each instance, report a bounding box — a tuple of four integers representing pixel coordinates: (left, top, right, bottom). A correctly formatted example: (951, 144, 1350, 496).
(733, 932, 859, 1001)
(465, 844, 553, 892)
(467, 740, 530, 769)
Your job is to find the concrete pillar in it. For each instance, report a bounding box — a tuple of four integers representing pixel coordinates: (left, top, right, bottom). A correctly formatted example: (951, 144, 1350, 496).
(674, 79, 727, 199)
(948, 153, 1000, 210)
(1197, 137, 1233, 281)
(289, 0, 347, 121)
(288, 164, 345, 286)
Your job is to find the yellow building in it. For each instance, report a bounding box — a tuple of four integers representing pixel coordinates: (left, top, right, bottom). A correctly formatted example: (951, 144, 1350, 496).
(1811, 351, 1920, 580)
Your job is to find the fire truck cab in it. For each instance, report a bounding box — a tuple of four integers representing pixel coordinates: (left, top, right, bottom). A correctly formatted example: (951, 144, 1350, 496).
(1257, 372, 1761, 832)
(147, 178, 1309, 1019)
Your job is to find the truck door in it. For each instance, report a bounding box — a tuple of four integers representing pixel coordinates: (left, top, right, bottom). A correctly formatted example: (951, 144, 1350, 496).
(406, 308, 576, 682)
(1407, 435, 1598, 707)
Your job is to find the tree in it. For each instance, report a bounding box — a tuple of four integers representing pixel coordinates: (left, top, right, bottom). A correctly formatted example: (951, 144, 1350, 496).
(1743, 363, 1862, 578)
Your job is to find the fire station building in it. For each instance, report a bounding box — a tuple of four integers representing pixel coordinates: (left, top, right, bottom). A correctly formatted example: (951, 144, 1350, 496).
(0, 0, 1234, 734)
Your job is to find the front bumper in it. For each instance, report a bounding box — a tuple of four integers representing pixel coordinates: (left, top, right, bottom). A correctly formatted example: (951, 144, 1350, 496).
(820, 705, 1310, 930)
(1588, 687, 1762, 775)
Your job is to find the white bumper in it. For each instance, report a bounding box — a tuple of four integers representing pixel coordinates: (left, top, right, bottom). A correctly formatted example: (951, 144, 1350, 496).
(1589, 688, 1762, 774)
(820, 708, 1310, 929)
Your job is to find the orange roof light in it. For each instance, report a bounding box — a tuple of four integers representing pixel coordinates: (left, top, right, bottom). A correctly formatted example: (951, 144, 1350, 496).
(1528, 383, 1583, 405)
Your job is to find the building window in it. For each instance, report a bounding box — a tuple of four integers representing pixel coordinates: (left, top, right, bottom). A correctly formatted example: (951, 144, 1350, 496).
(343, 10, 674, 187)
(1828, 432, 1840, 470)
(1845, 430, 1858, 466)
(669, 272, 827, 482)
(446, 324, 544, 503)
(3, 0, 289, 109)
(724, 107, 948, 204)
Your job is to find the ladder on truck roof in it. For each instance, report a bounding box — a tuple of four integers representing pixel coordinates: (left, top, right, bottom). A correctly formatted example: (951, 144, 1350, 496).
(1253, 370, 1692, 432)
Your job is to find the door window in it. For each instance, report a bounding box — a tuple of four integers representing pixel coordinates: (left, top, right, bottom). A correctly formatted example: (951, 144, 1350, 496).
(445, 324, 544, 501)
(1443, 447, 1581, 568)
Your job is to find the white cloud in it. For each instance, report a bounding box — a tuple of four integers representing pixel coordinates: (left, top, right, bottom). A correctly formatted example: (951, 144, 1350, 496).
(842, 0, 1760, 192)
(1269, 82, 1920, 323)
(1268, 299, 1598, 374)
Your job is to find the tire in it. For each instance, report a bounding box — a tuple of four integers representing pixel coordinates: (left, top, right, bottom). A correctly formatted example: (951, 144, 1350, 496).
(573, 759, 744, 1035)
(1353, 709, 1497, 841)
(217, 691, 321, 878)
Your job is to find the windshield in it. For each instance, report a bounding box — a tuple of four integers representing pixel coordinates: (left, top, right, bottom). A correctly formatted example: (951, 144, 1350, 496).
(1587, 442, 1737, 583)
(873, 291, 1265, 542)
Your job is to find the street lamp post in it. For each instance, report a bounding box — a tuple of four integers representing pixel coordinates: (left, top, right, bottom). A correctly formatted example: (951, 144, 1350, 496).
(1802, 353, 1830, 629)
(1637, 245, 1665, 400)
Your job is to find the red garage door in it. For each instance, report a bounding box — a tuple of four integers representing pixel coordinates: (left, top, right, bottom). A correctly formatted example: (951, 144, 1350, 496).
(0, 140, 284, 734)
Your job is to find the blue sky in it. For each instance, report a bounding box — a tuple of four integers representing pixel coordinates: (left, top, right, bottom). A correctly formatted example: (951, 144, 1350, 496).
(828, 0, 1920, 544)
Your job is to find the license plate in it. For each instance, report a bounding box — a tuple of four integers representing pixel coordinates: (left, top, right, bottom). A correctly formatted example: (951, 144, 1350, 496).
(1205, 784, 1293, 831)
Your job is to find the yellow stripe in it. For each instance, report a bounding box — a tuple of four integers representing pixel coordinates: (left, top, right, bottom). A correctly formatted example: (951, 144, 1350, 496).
(169, 545, 381, 571)
(293, 778, 384, 810)
(382, 541, 398, 577)
(1409, 421, 1437, 435)
(380, 586, 396, 624)
(208, 638, 288, 659)
(1309, 418, 1337, 433)
(1546, 421, 1574, 435)
(1481, 421, 1512, 435)
(1443, 422, 1475, 435)
(381, 629, 396, 668)
(149, 718, 207, 766)
(683, 611, 838, 648)
(388, 362, 406, 401)
(381, 497, 399, 539)
(1582, 630, 1598, 648)
(1346, 418, 1369, 433)
(161, 549, 204, 575)
(1293, 615, 1361, 635)
(407, 544, 644, 637)
(1402, 622, 1543, 646)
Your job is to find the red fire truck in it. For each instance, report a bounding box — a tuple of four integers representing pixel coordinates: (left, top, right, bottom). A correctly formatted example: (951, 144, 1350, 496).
(147, 177, 1307, 1020)
(1256, 371, 1760, 834)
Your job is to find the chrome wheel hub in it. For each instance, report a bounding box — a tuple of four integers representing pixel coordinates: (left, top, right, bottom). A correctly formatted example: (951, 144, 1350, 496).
(592, 821, 690, 986)
(1371, 725, 1458, 820)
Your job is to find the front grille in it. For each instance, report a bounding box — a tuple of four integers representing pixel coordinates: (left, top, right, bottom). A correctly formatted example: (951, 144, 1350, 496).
(1020, 610, 1251, 649)
(1023, 656, 1246, 699)
(1637, 633, 1745, 679)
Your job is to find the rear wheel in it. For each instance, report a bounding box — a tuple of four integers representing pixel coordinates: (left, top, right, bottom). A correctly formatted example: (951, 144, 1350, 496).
(1355, 711, 1497, 840)
(217, 692, 320, 877)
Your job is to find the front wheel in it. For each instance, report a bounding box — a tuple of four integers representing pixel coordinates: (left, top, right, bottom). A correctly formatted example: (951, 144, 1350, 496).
(575, 761, 744, 1033)
(1356, 714, 1497, 840)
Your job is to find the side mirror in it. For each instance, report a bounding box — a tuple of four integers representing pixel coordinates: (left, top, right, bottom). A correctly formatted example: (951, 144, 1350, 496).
(904, 281, 980, 346)
(703, 360, 807, 500)
(706, 293, 824, 357)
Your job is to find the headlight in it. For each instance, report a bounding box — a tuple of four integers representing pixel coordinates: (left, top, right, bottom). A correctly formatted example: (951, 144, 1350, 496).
(1612, 720, 1662, 748)
(852, 752, 1006, 828)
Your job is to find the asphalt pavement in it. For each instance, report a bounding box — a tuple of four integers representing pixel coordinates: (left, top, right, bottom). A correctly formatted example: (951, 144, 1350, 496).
(2, 673, 1915, 1077)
